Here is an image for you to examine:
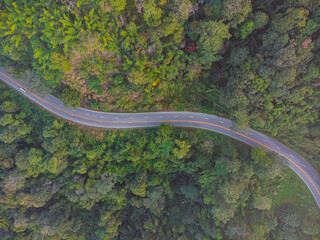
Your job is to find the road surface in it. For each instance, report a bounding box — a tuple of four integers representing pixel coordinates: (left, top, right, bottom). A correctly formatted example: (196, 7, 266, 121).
(0, 68, 319, 210)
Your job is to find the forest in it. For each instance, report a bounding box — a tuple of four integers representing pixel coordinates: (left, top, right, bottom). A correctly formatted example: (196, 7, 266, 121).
(0, 0, 319, 171)
(0, 0, 320, 239)
(0, 82, 319, 239)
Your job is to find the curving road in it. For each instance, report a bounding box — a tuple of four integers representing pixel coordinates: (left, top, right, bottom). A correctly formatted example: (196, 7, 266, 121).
(1, 68, 320, 210)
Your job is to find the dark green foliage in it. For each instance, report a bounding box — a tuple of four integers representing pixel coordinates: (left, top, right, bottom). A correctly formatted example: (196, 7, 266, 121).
(253, 11, 269, 30)
(1, 86, 318, 239)
(88, 77, 102, 94)
(214, 1, 320, 171)
(0, 0, 320, 239)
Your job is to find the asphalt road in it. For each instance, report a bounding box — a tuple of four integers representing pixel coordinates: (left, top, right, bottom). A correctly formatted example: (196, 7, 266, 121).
(1, 68, 320, 210)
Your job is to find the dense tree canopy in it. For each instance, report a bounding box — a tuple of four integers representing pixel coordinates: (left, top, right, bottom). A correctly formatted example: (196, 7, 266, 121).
(0, 0, 320, 239)
(0, 84, 319, 239)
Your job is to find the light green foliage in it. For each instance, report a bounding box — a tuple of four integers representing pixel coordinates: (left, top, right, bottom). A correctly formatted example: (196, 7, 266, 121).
(0, 114, 14, 126)
(0, 106, 32, 144)
(61, 88, 82, 108)
(252, 195, 272, 210)
(173, 139, 191, 159)
(195, 20, 231, 66)
(212, 202, 237, 224)
(252, 77, 270, 92)
(142, 0, 163, 27)
(219, 178, 247, 204)
(1, 101, 18, 112)
(237, 21, 255, 39)
(0, 1, 320, 239)
(301, 19, 319, 36)
(130, 172, 148, 197)
(169, 0, 193, 23)
(109, 0, 126, 11)
(25, 148, 47, 176)
(0, 0, 198, 112)
(222, 0, 252, 27)
(128, 71, 148, 85)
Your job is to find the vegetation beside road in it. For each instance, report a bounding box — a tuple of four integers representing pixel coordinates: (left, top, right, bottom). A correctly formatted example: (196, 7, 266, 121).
(0, 0, 320, 239)
(0, 0, 319, 169)
(0, 83, 319, 239)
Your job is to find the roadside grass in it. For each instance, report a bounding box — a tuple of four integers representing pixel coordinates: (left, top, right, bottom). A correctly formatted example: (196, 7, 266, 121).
(272, 168, 318, 211)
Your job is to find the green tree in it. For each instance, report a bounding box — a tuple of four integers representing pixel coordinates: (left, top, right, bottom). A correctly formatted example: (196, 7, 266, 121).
(228, 47, 249, 66)
(169, 0, 192, 24)
(21, 69, 51, 96)
(236, 21, 255, 39)
(142, 0, 163, 27)
(0, 101, 18, 113)
(173, 139, 191, 159)
(109, 0, 126, 11)
(195, 20, 231, 67)
(251, 147, 272, 168)
(252, 195, 272, 210)
(129, 171, 148, 197)
(128, 70, 148, 85)
(2, 170, 26, 195)
(253, 11, 269, 30)
(61, 88, 82, 108)
(302, 219, 320, 236)
(222, 0, 252, 27)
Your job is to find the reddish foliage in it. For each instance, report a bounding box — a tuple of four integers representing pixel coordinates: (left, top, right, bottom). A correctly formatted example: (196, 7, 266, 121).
(302, 39, 312, 49)
(186, 43, 196, 52)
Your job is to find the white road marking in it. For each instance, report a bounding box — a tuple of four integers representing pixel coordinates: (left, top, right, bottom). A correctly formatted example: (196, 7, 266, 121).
(86, 113, 90, 116)
(290, 154, 294, 158)
(72, 109, 76, 112)
(114, 117, 119, 119)
(99, 116, 104, 119)
(314, 176, 317, 180)
(276, 146, 281, 149)
(174, 116, 178, 118)
(303, 164, 307, 168)
(219, 121, 224, 124)
(159, 116, 164, 118)
(189, 116, 194, 118)
(19, 87, 26, 93)
(204, 118, 209, 120)
(144, 117, 149, 119)
(59, 104, 63, 107)
(129, 117, 134, 119)
(263, 139, 267, 142)
(249, 132, 253, 135)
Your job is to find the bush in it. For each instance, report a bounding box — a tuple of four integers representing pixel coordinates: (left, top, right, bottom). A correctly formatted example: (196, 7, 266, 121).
(236, 21, 255, 39)
(61, 88, 82, 108)
(253, 11, 269, 30)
